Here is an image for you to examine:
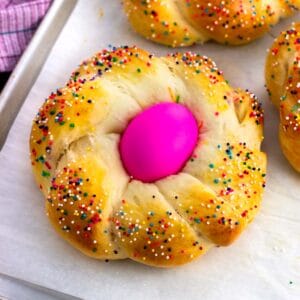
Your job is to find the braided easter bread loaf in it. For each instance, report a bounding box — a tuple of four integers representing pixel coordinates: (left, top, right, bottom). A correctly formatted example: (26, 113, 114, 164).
(123, 0, 300, 47)
(266, 23, 300, 172)
(30, 46, 266, 267)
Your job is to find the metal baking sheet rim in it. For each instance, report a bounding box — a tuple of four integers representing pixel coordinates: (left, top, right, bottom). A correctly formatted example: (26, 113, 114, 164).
(0, 0, 78, 151)
(0, 0, 78, 297)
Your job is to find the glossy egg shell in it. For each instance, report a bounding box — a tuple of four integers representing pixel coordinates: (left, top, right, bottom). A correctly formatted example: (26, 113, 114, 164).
(119, 102, 199, 183)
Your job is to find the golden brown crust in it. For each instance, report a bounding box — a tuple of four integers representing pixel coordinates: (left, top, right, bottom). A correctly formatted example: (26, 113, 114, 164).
(123, 0, 300, 47)
(111, 181, 211, 267)
(47, 158, 126, 259)
(30, 47, 151, 194)
(30, 46, 266, 267)
(265, 22, 300, 172)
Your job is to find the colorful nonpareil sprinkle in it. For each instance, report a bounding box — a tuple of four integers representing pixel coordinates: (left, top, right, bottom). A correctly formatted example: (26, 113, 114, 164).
(124, 0, 300, 46)
(30, 46, 266, 266)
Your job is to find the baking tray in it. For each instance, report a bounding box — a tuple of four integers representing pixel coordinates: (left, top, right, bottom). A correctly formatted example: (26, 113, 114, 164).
(0, 0, 78, 150)
(0, 1, 299, 299)
(0, 0, 78, 298)
(0, 272, 81, 300)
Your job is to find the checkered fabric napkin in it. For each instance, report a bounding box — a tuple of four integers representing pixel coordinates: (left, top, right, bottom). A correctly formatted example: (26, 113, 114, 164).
(0, 0, 52, 72)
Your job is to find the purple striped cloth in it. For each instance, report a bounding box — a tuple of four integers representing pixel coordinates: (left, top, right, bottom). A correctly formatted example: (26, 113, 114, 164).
(0, 0, 52, 72)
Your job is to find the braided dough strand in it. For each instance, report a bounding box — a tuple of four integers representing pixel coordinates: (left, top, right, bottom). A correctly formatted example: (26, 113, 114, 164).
(124, 0, 300, 46)
(30, 46, 266, 267)
(266, 23, 300, 172)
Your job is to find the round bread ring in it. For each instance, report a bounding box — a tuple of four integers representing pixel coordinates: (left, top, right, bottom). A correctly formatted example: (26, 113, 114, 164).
(123, 0, 300, 47)
(30, 46, 266, 267)
(266, 23, 300, 172)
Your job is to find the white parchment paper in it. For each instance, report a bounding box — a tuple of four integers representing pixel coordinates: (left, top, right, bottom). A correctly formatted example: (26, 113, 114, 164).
(0, 1, 299, 299)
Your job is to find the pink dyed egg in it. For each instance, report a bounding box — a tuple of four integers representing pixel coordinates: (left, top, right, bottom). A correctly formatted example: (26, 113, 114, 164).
(119, 102, 199, 183)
